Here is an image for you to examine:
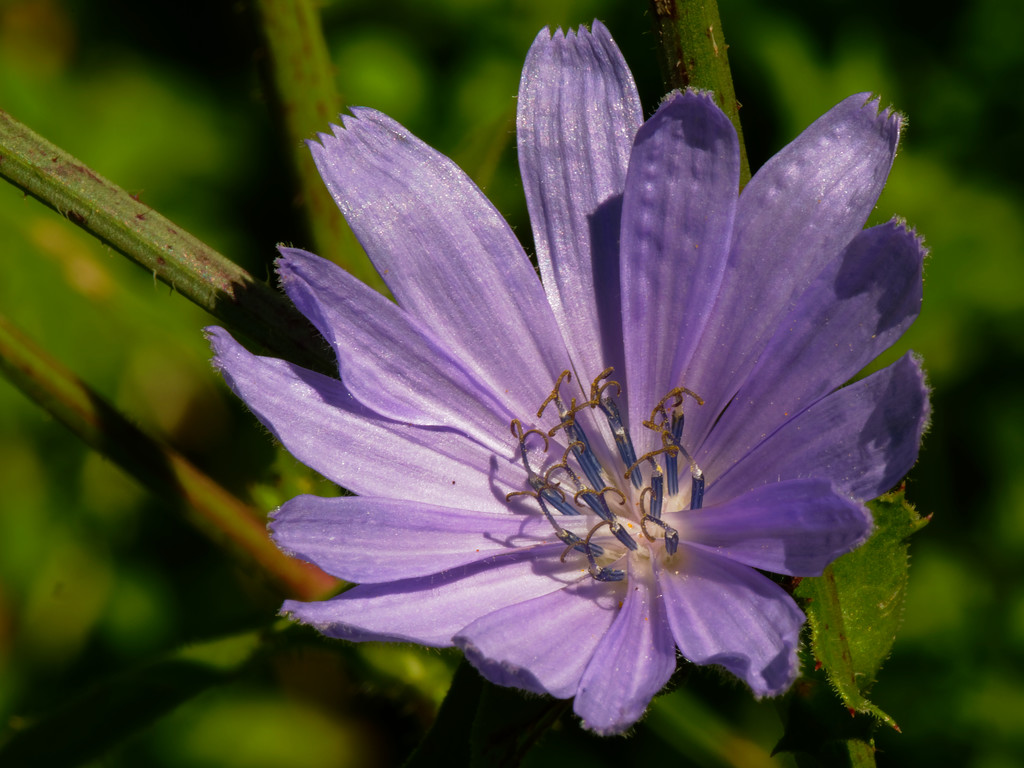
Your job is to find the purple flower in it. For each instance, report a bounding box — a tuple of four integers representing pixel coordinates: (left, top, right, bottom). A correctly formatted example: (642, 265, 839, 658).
(208, 22, 928, 734)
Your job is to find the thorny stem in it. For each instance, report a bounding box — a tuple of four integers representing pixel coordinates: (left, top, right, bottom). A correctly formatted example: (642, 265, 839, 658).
(0, 109, 334, 375)
(648, 0, 751, 185)
(250, 0, 389, 295)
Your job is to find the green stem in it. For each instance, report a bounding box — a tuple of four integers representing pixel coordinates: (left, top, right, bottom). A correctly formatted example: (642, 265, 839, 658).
(251, 0, 388, 295)
(648, 0, 751, 184)
(0, 110, 333, 374)
(0, 312, 339, 601)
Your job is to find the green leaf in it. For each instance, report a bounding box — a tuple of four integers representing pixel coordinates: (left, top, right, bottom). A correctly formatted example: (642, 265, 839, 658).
(0, 631, 263, 768)
(794, 489, 930, 729)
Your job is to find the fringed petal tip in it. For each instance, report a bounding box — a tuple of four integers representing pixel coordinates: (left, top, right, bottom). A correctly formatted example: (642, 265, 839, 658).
(303, 108, 396, 155)
(845, 91, 903, 145)
(531, 18, 615, 44)
(886, 216, 930, 258)
(656, 87, 721, 109)
(204, 325, 237, 374)
(910, 350, 933, 443)
(858, 91, 905, 133)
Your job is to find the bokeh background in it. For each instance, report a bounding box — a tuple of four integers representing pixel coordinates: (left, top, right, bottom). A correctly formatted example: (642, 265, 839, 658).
(1, 0, 1021, 766)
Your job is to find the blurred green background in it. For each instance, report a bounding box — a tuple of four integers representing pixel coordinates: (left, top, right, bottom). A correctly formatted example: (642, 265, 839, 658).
(1, 0, 1021, 766)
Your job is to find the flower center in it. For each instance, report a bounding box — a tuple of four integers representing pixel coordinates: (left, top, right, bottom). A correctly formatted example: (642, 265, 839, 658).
(506, 368, 705, 582)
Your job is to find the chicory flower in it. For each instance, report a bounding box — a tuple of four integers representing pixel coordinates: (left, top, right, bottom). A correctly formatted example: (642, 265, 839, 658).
(209, 21, 928, 734)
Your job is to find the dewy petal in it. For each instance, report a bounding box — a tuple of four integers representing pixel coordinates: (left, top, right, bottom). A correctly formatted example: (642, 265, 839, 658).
(208, 328, 525, 514)
(656, 547, 804, 697)
(518, 21, 642, 381)
(309, 108, 569, 414)
(700, 219, 925, 477)
(455, 579, 622, 699)
(685, 94, 902, 450)
(574, 565, 676, 734)
(282, 546, 584, 647)
(679, 479, 872, 576)
(710, 353, 930, 504)
(278, 247, 514, 449)
(270, 495, 585, 583)
(619, 90, 738, 447)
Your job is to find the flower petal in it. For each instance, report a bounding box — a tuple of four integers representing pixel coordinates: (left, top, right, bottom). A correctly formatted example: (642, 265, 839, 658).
(208, 327, 523, 513)
(310, 109, 569, 414)
(709, 353, 930, 503)
(700, 219, 925, 477)
(619, 90, 738, 447)
(455, 579, 622, 698)
(277, 247, 514, 448)
(679, 479, 871, 576)
(281, 546, 584, 647)
(656, 547, 804, 697)
(573, 566, 676, 734)
(270, 494, 587, 583)
(685, 94, 902, 450)
(518, 21, 642, 381)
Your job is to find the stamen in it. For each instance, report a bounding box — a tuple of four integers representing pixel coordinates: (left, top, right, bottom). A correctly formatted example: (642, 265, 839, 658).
(556, 529, 605, 559)
(588, 367, 621, 401)
(508, 369, 705, 582)
(665, 411, 684, 496)
(649, 467, 664, 521)
(690, 465, 705, 510)
(581, 520, 625, 582)
(510, 418, 548, 453)
(537, 370, 609, 493)
(572, 486, 637, 551)
(593, 382, 641, 489)
(533, 478, 581, 517)
(536, 370, 573, 420)
(640, 514, 679, 555)
(646, 387, 703, 496)
(565, 424, 606, 492)
(636, 466, 677, 553)
(541, 441, 585, 487)
(624, 446, 678, 481)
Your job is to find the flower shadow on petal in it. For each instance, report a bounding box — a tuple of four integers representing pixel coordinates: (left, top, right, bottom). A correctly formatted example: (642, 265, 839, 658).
(831, 221, 923, 337)
(859, 356, 930, 493)
(586, 193, 627, 391)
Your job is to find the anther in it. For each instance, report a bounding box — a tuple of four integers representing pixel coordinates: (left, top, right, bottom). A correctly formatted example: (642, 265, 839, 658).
(560, 419, 606, 494)
(572, 485, 626, 508)
(665, 411, 685, 496)
(582, 520, 626, 582)
(525, 474, 584, 518)
(640, 514, 679, 556)
(594, 387, 641, 489)
(572, 487, 637, 551)
(537, 370, 573, 419)
(556, 529, 605, 560)
(588, 368, 621, 401)
(649, 467, 664, 521)
(534, 491, 602, 560)
(624, 446, 678, 481)
(510, 418, 549, 453)
(690, 465, 705, 510)
(646, 387, 703, 497)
